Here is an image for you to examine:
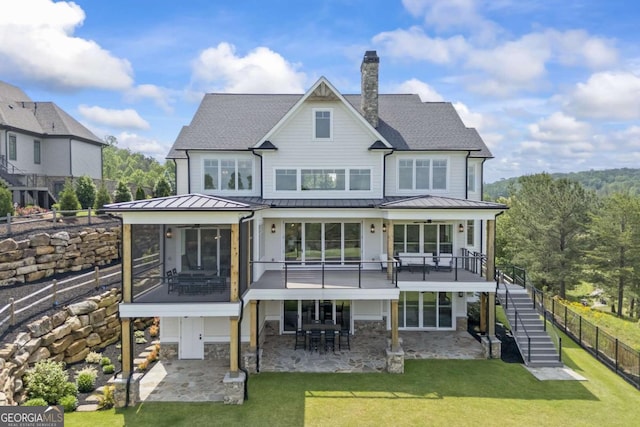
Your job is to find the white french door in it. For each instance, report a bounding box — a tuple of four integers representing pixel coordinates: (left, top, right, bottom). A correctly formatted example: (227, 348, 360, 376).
(284, 222, 361, 264)
(399, 291, 453, 330)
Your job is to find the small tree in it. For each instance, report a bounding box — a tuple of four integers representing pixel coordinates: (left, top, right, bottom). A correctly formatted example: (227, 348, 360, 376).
(0, 185, 13, 217)
(58, 179, 81, 216)
(75, 175, 96, 209)
(135, 186, 146, 200)
(154, 176, 172, 198)
(114, 181, 132, 203)
(94, 182, 112, 212)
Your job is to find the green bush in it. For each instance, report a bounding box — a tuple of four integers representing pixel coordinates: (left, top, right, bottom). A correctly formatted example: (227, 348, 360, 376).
(24, 360, 70, 404)
(113, 181, 132, 203)
(0, 185, 13, 217)
(59, 394, 78, 412)
(23, 397, 48, 406)
(75, 175, 96, 209)
(94, 182, 111, 212)
(135, 337, 148, 344)
(102, 364, 115, 375)
(135, 186, 146, 200)
(97, 385, 115, 410)
(154, 176, 172, 197)
(85, 351, 102, 364)
(133, 330, 145, 338)
(100, 356, 112, 366)
(76, 367, 97, 393)
(58, 179, 81, 216)
(62, 381, 78, 397)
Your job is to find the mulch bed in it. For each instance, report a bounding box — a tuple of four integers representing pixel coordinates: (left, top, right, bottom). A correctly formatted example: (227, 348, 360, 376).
(468, 318, 524, 364)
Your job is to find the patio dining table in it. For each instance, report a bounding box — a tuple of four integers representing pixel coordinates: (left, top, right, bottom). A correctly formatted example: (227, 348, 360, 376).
(302, 323, 341, 332)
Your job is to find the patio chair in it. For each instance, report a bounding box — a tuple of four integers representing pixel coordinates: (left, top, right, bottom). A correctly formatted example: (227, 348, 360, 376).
(294, 329, 306, 350)
(324, 330, 336, 352)
(339, 326, 350, 350)
(166, 270, 177, 294)
(309, 329, 322, 352)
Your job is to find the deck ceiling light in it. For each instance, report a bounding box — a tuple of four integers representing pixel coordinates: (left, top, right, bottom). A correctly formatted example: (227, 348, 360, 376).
(382, 223, 387, 233)
(165, 228, 172, 239)
(370, 224, 375, 233)
(271, 224, 276, 233)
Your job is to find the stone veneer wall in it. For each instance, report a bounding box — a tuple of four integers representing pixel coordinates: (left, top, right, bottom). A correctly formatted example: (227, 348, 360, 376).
(0, 289, 122, 406)
(0, 227, 121, 287)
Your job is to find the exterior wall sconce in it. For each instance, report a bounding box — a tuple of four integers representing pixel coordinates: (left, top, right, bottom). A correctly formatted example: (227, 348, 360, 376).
(271, 224, 276, 233)
(165, 228, 172, 239)
(382, 223, 387, 233)
(458, 292, 464, 298)
(458, 223, 464, 233)
(370, 224, 375, 233)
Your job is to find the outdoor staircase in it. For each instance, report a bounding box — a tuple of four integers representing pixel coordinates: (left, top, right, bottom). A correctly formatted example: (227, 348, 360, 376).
(496, 283, 563, 368)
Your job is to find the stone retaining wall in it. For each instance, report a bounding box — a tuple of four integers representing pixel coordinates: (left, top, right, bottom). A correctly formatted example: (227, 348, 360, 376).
(0, 289, 122, 406)
(0, 226, 121, 287)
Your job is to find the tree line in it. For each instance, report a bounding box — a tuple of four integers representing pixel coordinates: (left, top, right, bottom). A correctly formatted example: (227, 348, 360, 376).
(495, 173, 640, 318)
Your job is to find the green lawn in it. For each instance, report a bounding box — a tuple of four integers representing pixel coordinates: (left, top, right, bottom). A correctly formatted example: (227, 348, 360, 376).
(66, 335, 639, 427)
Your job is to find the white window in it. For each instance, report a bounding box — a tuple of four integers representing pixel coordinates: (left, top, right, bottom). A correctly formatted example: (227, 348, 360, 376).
(203, 158, 252, 191)
(8, 135, 16, 161)
(313, 109, 332, 139)
(466, 220, 475, 246)
(276, 169, 297, 191)
(467, 165, 476, 192)
(33, 140, 41, 164)
(301, 169, 345, 190)
(349, 169, 371, 191)
(398, 158, 448, 191)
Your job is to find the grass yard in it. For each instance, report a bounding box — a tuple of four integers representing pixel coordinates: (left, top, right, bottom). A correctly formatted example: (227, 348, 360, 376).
(65, 334, 639, 427)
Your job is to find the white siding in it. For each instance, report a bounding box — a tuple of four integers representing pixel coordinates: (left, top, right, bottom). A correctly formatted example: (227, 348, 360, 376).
(160, 317, 180, 343)
(174, 158, 189, 195)
(188, 151, 260, 197)
(43, 138, 71, 176)
(262, 101, 384, 199)
(385, 152, 467, 198)
(70, 140, 102, 179)
(467, 158, 483, 201)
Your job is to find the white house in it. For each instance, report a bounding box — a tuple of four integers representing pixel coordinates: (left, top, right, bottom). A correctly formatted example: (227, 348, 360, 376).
(106, 51, 506, 405)
(0, 81, 104, 207)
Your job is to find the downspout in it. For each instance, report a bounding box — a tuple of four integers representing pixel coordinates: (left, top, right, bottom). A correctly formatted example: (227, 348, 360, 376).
(238, 210, 255, 400)
(491, 211, 505, 339)
(382, 150, 394, 197)
(185, 150, 191, 193)
(464, 151, 471, 199)
(255, 300, 260, 373)
(69, 138, 73, 177)
(250, 149, 263, 199)
(480, 159, 487, 201)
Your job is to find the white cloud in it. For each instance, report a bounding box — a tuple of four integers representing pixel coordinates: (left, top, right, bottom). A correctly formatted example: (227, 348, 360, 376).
(78, 105, 149, 130)
(565, 71, 640, 120)
(116, 132, 169, 161)
(395, 78, 443, 101)
(0, 0, 133, 90)
(126, 84, 173, 113)
(453, 102, 486, 129)
(191, 43, 306, 93)
(552, 30, 618, 69)
(528, 112, 591, 143)
(373, 27, 468, 64)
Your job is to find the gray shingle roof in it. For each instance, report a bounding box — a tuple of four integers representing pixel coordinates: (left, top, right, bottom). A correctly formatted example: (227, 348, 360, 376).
(104, 193, 268, 212)
(167, 92, 492, 159)
(0, 81, 103, 144)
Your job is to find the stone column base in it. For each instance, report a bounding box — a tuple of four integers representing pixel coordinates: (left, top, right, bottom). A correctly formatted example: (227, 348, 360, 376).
(385, 347, 404, 374)
(481, 335, 502, 359)
(223, 371, 246, 405)
(112, 373, 142, 408)
(243, 351, 258, 373)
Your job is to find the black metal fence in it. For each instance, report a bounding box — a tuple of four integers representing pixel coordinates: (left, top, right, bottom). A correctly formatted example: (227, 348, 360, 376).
(498, 265, 640, 390)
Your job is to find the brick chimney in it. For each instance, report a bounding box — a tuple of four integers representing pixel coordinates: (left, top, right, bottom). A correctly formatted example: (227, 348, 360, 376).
(360, 50, 379, 128)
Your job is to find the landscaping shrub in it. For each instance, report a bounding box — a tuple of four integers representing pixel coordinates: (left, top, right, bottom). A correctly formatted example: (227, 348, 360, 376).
(23, 397, 48, 406)
(138, 360, 148, 371)
(76, 367, 98, 393)
(94, 182, 111, 212)
(97, 385, 115, 410)
(63, 382, 78, 397)
(113, 180, 132, 203)
(149, 325, 159, 337)
(133, 330, 145, 338)
(75, 175, 96, 209)
(0, 185, 13, 217)
(154, 176, 172, 197)
(85, 351, 102, 364)
(135, 186, 146, 200)
(59, 395, 78, 412)
(102, 364, 115, 375)
(58, 179, 81, 216)
(24, 360, 71, 404)
(100, 356, 112, 366)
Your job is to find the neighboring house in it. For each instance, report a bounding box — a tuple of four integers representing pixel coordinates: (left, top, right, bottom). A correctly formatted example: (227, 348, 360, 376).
(0, 81, 105, 207)
(106, 51, 506, 405)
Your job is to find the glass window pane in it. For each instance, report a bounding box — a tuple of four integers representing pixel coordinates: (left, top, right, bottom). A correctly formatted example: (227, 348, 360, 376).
(305, 223, 322, 264)
(201, 229, 218, 271)
(439, 224, 453, 254)
(405, 292, 419, 327)
(315, 110, 331, 138)
(284, 300, 299, 332)
(276, 169, 297, 191)
(8, 135, 16, 161)
(324, 223, 341, 262)
(466, 220, 475, 246)
(343, 223, 361, 261)
(423, 224, 437, 254)
(349, 169, 370, 190)
(423, 292, 437, 327)
(393, 224, 405, 254)
(433, 159, 447, 189)
(467, 165, 475, 192)
(221, 160, 235, 190)
(285, 223, 302, 263)
(34, 140, 41, 164)
(204, 160, 218, 190)
(237, 159, 252, 190)
(416, 160, 430, 189)
(406, 224, 420, 253)
(182, 229, 199, 269)
(301, 169, 345, 190)
(438, 292, 452, 327)
(399, 159, 413, 189)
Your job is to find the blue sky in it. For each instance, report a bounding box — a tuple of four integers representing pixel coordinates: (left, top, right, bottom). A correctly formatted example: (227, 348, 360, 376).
(2, 0, 640, 182)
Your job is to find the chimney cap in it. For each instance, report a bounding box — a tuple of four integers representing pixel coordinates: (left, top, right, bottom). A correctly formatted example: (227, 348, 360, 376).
(363, 50, 379, 63)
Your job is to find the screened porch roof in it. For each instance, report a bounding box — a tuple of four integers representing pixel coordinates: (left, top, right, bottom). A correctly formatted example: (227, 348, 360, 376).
(104, 193, 268, 212)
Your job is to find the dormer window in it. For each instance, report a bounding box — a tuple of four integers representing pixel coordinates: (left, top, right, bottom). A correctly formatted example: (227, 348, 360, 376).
(313, 109, 332, 140)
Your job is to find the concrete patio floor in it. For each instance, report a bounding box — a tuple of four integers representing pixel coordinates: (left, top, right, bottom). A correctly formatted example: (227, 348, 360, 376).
(139, 331, 485, 402)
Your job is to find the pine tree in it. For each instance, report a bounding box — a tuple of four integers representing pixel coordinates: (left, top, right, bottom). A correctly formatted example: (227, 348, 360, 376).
(114, 181, 132, 203)
(135, 186, 146, 200)
(94, 183, 112, 213)
(75, 176, 97, 209)
(154, 177, 172, 198)
(0, 185, 13, 217)
(58, 180, 81, 216)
